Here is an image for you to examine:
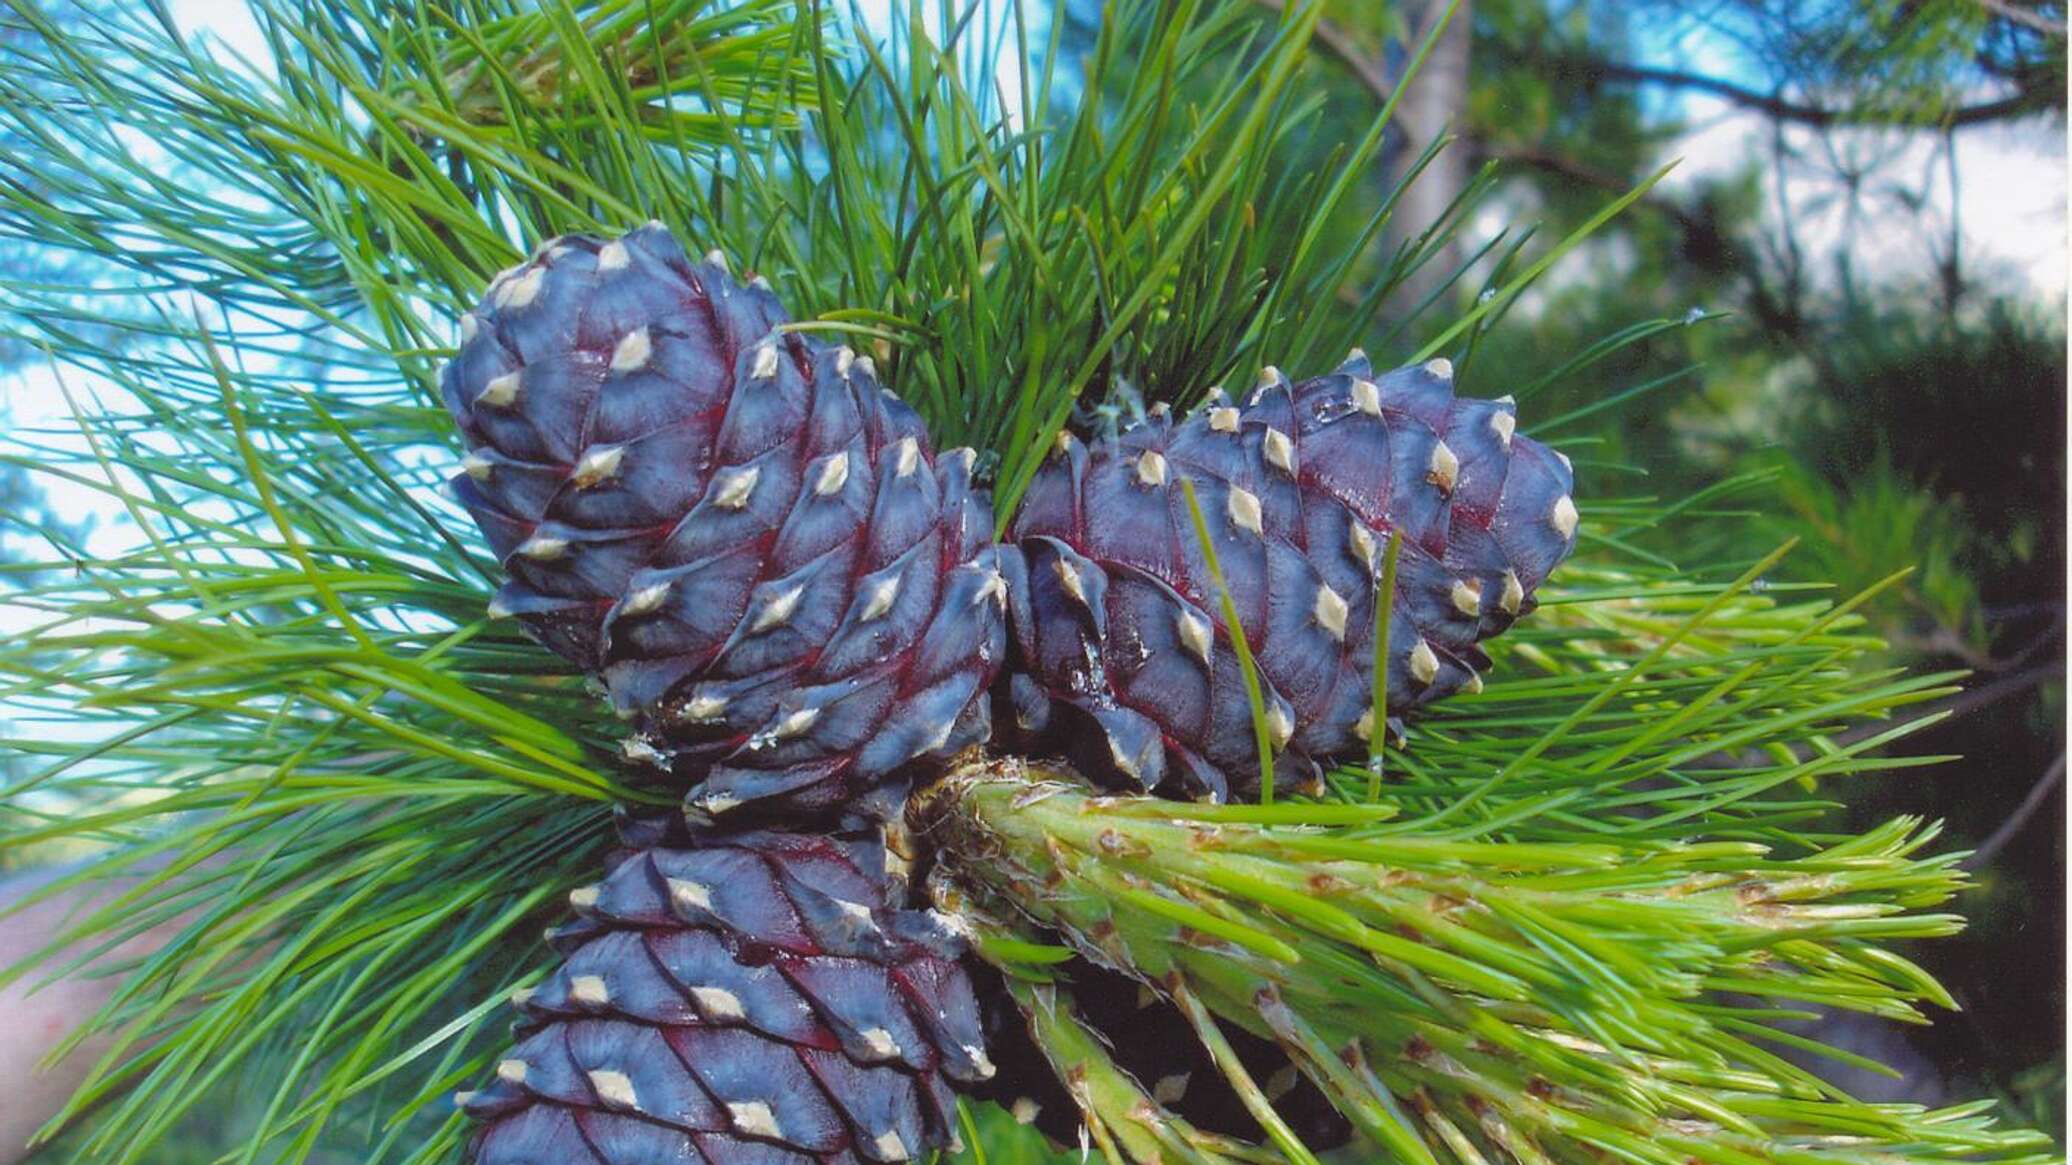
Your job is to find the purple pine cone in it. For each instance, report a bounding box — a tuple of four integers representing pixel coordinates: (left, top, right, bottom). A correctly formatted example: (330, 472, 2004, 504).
(1001, 353, 1579, 800)
(461, 831, 992, 1163)
(440, 225, 1011, 825)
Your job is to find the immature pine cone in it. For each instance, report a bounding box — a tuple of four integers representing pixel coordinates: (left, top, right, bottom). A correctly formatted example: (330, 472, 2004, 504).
(460, 831, 992, 1163)
(1001, 353, 1577, 800)
(441, 225, 1011, 825)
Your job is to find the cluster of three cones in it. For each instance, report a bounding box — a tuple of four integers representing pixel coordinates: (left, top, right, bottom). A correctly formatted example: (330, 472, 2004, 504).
(440, 223, 1577, 1162)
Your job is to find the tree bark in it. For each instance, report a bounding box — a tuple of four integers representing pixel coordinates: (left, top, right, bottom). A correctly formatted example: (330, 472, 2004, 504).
(1382, 0, 1476, 315)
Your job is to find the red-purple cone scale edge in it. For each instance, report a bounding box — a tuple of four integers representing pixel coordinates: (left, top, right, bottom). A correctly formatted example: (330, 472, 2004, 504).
(442, 224, 1011, 828)
(1001, 356, 1579, 801)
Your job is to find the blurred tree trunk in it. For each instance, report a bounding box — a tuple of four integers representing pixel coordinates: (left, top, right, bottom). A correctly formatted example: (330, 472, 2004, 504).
(1383, 0, 1474, 311)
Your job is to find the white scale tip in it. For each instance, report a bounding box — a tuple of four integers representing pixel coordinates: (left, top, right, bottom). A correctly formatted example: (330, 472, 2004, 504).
(854, 354, 878, 380)
(860, 1027, 901, 1060)
(751, 584, 803, 633)
(1450, 579, 1482, 617)
(892, 436, 920, 478)
(496, 1059, 528, 1084)
(728, 1101, 783, 1140)
(1135, 449, 1168, 486)
(1176, 608, 1214, 664)
(595, 240, 630, 272)
(621, 736, 666, 766)
(1053, 557, 1091, 608)
(1256, 365, 1282, 389)
(571, 445, 625, 488)
(460, 452, 493, 481)
(690, 985, 746, 1022)
(768, 705, 820, 740)
(568, 885, 600, 910)
(1427, 439, 1459, 493)
(750, 342, 781, 380)
(1491, 409, 1516, 445)
(569, 974, 610, 1006)
(458, 314, 478, 343)
(622, 581, 671, 616)
(835, 346, 855, 378)
(1263, 427, 1296, 474)
(974, 567, 1010, 609)
(1423, 356, 1453, 380)
(921, 715, 958, 755)
(704, 248, 730, 272)
(1207, 406, 1241, 433)
(1267, 701, 1294, 748)
(518, 535, 568, 561)
(1348, 521, 1378, 567)
(1350, 378, 1382, 416)
(668, 877, 714, 912)
(1409, 639, 1439, 685)
(496, 266, 544, 310)
(588, 1069, 638, 1110)
(859, 575, 901, 622)
(873, 1130, 910, 1162)
(1313, 584, 1349, 641)
(1227, 486, 1264, 536)
(711, 465, 760, 510)
(1500, 569, 1525, 615)
(476, 372, 521, 408)
(1551, 495, 1579, 538)
(683, 692, 728, 721)
(610, 327, 652, 373)
(814, 451, 851, 496)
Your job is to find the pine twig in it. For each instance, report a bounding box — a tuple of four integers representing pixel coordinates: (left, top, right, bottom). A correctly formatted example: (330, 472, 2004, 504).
(1962, 754, 2066, 870)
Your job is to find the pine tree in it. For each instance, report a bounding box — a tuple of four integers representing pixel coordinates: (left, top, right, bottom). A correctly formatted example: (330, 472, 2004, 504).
(0, 3, 2055, 1165)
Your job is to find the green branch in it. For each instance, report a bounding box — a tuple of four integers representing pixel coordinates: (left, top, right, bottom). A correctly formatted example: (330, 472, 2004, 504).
(923, 762, 2053, 1165)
